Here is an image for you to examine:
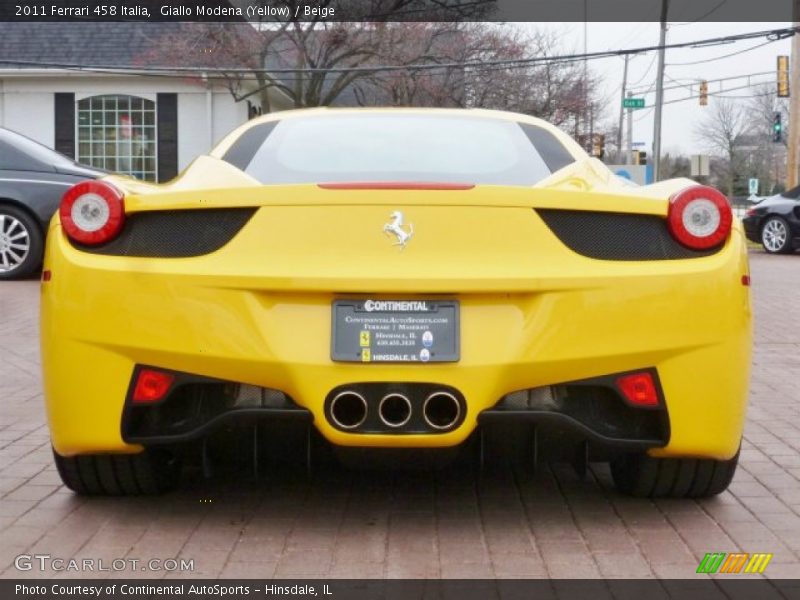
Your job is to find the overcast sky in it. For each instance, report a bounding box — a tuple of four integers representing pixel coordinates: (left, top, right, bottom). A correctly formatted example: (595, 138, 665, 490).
(520, 22, 793, 157)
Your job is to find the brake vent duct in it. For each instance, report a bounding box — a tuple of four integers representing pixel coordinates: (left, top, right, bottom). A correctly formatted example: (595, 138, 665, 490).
(484, 378, 669, 447)
(71, 208, 256, 257)
(536, 209, 719, 260)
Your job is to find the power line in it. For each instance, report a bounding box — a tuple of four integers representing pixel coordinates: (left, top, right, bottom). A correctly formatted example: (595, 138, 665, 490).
(634, 106, 655, 122)
(629, 70, 774, 95)
(666, 38, 776, 66)
(0, 25, 795, 76)
(628, 52, 658, 87)
(660, 80, 778, 105)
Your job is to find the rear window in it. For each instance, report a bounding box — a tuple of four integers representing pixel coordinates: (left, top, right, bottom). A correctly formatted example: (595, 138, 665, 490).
(222, 114, 575, 186)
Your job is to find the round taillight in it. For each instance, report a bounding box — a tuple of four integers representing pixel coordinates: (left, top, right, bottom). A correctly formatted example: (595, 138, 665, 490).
(667, 185, 732, 250)
(60, 181, 125, 246)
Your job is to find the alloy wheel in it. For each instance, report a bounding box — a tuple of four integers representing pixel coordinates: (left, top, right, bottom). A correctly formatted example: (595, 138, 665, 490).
(0, 214, 31, 273)
(762, 218, 788, 253)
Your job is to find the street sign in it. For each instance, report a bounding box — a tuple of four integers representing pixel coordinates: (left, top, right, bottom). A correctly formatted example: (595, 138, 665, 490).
(623, 98, 646, 109)
(748, 178, 759, 195)
(631, 141, 646, 147)
(691, 154, 710, 177)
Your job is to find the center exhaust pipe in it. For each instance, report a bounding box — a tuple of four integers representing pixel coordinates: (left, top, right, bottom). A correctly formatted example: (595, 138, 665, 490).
(330, 391, 368, 430)
(378, 393, 412, 428)
(423, 391, 461, 430)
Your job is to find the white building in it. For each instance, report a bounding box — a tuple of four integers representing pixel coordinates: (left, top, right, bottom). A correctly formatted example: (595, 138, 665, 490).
(0, 23, 289, 182)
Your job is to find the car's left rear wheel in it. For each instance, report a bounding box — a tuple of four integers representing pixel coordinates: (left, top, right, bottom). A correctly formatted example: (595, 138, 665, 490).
(610, 448, 739, 498)
(53, 448, 181, 495)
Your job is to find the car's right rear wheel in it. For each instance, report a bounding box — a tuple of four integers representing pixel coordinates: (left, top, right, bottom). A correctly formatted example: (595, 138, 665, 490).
(53, 448, 180, 495)
(761, 216, 792, 254)
(610, 449, 739, 498)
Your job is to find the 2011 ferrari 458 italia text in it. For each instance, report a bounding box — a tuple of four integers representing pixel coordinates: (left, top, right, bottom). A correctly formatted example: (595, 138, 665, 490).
(41, 108, 752, 497)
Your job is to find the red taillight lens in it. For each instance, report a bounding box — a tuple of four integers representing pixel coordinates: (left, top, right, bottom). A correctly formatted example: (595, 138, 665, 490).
(132, 369, 175, 404)
(616, 372, 659, 407)
(667, 185, 732, 250)
(745, 208, 757, 217)
(60, 180, 125, 246)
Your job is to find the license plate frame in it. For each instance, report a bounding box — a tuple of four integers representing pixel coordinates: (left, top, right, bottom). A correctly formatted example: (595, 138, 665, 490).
(331, 299, 460, 363)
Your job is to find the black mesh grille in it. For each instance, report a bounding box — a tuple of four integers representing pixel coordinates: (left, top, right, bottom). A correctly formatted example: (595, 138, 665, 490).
(536, 209, 718, 261)
(74, 208, 256, 257)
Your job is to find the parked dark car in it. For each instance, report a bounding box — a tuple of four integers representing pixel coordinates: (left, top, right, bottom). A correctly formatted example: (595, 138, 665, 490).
(743, 185, 800, 254)
(0, 127, 102, 279)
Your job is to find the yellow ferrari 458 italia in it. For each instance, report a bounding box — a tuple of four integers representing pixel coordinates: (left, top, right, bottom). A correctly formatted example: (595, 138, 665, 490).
(41, 108, 751, 496)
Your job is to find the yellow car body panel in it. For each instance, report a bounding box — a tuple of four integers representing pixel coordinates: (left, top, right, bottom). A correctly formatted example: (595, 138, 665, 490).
(41, 108, 752, 462)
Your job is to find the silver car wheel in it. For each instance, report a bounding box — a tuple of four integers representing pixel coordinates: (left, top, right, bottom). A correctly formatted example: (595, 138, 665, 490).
(0, 214, 31, 273)
(762, 218, 788, 253)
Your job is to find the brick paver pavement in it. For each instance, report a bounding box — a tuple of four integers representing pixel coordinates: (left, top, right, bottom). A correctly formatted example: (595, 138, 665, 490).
(1, 250, 798, 580)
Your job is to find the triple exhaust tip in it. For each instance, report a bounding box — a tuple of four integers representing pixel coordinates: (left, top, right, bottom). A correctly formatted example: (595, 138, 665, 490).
(379, 393, 412, 428)
(422, 391, 461, 430)
(329, 390, 461, 431)
(329, 391, 368, 430)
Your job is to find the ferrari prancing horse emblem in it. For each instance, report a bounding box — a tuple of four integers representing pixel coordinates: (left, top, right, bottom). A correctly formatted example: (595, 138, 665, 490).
(383, 211, 414, 249)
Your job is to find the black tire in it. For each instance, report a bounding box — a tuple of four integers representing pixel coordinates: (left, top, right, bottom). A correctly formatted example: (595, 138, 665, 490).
(760, 216, 793, 254)
(0, 204, 44, 280)
(610, 449, 739, 498)
(53, 448, 180, 495)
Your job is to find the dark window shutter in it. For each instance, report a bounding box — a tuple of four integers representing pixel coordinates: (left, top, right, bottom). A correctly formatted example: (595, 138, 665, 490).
(156, 93, 178, 182)
(54, 93, 75, 159)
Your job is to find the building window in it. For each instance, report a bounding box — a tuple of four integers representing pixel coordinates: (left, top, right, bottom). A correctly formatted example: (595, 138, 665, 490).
(76, 95, 157, 181)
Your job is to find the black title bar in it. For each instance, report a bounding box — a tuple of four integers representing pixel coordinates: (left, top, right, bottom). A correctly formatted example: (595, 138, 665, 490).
(1, 0, 799, 22)
(5, 579, 800, 600)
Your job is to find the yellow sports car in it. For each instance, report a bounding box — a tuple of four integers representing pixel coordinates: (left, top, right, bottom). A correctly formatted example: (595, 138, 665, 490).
(41, 108, 751, 496)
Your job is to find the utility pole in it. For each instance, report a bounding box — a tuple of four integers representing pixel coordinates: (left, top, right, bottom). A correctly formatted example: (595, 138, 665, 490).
(652, 0, 669, 182)
(617, 54, 630, 162)
(787, 19, 800, 189)
(626, 91, 634, 165)
(583, 0, 589, 152)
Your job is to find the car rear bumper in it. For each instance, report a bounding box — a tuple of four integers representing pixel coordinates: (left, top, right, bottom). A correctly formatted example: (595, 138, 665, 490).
(742, 215, 761, 243)
(41, 209, 752, 461)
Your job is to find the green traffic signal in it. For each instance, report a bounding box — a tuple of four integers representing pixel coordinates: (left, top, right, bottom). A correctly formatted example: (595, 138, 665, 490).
(773, 113, 782, 142)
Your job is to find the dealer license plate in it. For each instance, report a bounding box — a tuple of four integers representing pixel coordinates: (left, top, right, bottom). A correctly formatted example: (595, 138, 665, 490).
(331, 299, 459, 363)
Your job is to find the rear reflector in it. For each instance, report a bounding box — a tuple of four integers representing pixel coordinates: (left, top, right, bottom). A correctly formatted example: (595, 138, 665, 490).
(318, 182, 475, 190)
(132, 369, 175, 404)
(616, 372, 659, 407)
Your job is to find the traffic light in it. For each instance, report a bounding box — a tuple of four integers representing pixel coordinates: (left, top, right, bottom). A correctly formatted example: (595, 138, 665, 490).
(773, 112, 783, 143)
(592, 134, 605, 159)
(633, 150, 648, 165)
(777, 56, 790, 98)
(699, 80, 708, 106)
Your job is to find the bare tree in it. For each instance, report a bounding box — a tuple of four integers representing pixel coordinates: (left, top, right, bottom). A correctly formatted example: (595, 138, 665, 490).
(140, 19, 604, 146)
(140, 0, 497, 112)
(660, 152, 691, 179)
(355, 24, 603, 139)
(694, 98, 750, 196)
